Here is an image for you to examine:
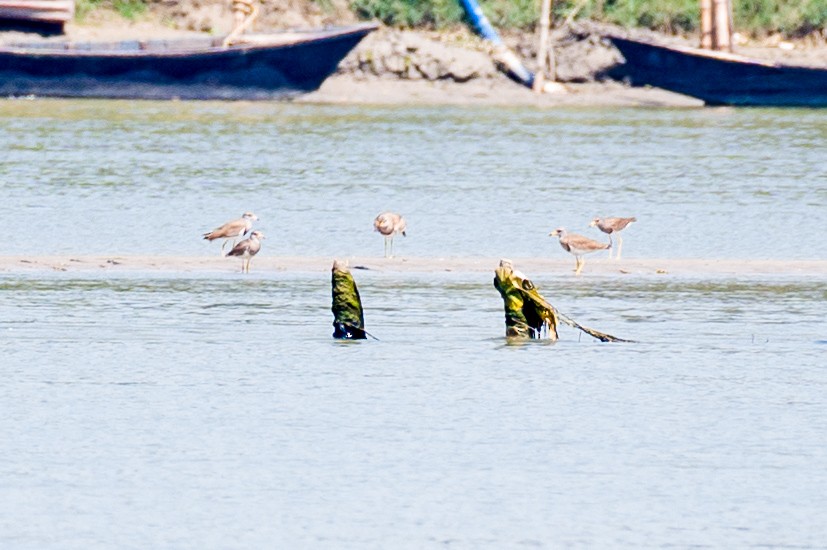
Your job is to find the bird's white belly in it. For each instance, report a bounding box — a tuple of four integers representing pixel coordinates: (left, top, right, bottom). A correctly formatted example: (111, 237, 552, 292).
(570, 245, 602, 256)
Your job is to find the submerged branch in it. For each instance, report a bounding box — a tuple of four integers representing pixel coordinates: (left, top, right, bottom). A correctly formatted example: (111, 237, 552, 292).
(494, 259, 558, 340)
(494, 259, 630, 342)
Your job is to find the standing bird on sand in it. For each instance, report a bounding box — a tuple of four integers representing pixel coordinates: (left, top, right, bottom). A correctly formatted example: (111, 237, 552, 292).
(202, 212, 258, 255)
(373, 212, 406, 258)
(226, 230, 264, 273)
(549, 227, 611, 276)
(590, 217, 636, 259)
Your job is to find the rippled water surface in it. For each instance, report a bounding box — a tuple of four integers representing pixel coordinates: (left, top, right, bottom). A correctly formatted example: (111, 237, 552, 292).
(1, 101, 826, 548)
(1, 100, 826, 259)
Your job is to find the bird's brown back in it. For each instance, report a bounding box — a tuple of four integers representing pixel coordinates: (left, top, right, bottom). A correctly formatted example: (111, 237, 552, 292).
(563, 232, 611, 252)
(227, 234, 262, 257)
(595, 217, 636, 234)
(203, 218, 251, 241)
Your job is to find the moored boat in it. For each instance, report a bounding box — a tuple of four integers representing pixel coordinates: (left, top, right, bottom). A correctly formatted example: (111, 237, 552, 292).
(0, 23, 377, 100)
(608, 35, 827, 107)
(0, 0, 73, 25)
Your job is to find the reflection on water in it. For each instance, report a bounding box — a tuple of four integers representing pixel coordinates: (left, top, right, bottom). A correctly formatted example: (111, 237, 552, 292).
(1, 271, 826, 547)
(1, 100, 825, 259)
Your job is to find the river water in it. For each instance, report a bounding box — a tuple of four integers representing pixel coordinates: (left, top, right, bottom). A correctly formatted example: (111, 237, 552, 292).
(1, 100, 826, 548)
(1, 100, 826, 259)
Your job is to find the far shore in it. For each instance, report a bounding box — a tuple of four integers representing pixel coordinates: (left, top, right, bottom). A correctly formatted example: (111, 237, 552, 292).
(4, 14, 822, 108)
(1, 256, 825, 278)
(0, 16, 720, 109)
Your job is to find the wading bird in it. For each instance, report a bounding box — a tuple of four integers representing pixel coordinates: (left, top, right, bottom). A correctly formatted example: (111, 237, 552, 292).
(589, 217, 636, 259)
(226, 230, 264, 273)
(373, 212, 406, 258)
(549, 227, 610, 276)
(202, 212, 258, 254)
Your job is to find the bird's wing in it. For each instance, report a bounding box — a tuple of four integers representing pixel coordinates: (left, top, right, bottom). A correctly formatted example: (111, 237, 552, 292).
(212, 218, 246, 238)
(607, 217, 635, 230)
(226, 239, 251, 256)
(567, 233, 608, 250)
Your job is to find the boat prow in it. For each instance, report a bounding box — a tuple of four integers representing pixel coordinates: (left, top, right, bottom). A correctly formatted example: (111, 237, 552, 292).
(607, 35, 827, 107)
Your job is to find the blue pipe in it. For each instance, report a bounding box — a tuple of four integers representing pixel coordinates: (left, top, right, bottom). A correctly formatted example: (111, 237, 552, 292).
(457, 0, 502, 44)
(457, 0, 535, 88)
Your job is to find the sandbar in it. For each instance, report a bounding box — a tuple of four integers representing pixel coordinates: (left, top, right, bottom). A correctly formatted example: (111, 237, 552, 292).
(1, 256, 825, 278)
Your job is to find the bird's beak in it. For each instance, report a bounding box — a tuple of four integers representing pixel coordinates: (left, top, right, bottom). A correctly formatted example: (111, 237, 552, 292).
(548, 230, 558, 236)
(588, 221, 596, 227)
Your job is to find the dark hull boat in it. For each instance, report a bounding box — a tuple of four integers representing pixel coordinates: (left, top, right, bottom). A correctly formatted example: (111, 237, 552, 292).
(0, 23, 376, 99)
(608, 36, 827, 107)
(0, 0, 74, 25)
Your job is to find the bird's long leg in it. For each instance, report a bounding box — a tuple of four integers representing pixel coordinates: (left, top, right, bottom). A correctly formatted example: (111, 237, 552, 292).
(606, 234, 614, 259)
(384, 236, 389, 258)
(575, 256, 584, 276)
(221, 240, 228, 255)
(616, 234, 624, 260)
(389, 236, 395, 258)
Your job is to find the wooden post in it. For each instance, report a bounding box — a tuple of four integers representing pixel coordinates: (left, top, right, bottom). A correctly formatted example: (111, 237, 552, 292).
(700, 0, 713, 49)
(726, 0, 734, 47)
(533, 0, 553, 93)
(712, 0, 732, 51)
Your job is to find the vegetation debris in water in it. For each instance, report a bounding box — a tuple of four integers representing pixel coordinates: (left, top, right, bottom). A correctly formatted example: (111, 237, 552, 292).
(493, 259, 630, 342)
(331, 259, 368, 340)
(494, 258, 559, 340)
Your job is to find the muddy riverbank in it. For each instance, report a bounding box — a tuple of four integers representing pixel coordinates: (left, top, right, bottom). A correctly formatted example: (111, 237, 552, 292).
(3, 2, 826, 107)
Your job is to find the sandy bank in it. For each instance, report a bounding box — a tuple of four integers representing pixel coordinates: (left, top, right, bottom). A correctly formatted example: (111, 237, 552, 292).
(2, 256, 825, 278)
(297, 74, 702, 107)
(7, 13, 823, 108)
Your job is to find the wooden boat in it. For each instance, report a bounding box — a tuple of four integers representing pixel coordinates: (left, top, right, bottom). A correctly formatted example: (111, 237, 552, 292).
(0, 23, 377, 99)
(608, 36, 827, 107)
(0, 0, 73, 25)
